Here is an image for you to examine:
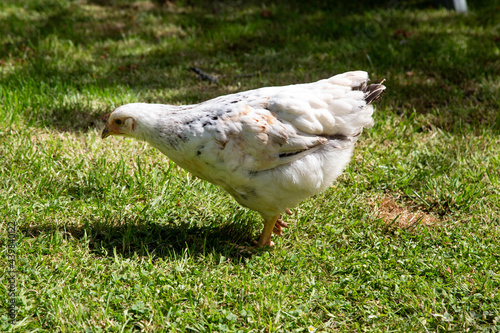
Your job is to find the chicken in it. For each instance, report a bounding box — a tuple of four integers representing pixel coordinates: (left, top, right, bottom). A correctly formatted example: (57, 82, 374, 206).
(101, 71, 385, 247)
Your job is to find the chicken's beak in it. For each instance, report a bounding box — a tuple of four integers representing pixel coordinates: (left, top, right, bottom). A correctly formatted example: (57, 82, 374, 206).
(101, 112, 112, 139)
(101, 126, 111, 139)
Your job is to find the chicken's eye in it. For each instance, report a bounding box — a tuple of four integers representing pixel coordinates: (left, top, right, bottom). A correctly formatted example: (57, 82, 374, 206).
(114, 119, 123, 126)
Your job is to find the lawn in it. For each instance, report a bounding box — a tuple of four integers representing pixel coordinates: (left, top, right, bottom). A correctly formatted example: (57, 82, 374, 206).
(1, 0, 499, 331)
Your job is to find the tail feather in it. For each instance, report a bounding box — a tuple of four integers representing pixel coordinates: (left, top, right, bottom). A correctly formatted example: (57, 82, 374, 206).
(354, 79, 386, 105)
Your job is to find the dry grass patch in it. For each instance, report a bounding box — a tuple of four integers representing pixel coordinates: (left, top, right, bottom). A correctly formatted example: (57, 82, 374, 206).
(374, 195, 441, 230)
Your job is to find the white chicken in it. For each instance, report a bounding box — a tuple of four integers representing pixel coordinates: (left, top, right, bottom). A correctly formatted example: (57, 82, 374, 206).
(102, 71, 385, 247)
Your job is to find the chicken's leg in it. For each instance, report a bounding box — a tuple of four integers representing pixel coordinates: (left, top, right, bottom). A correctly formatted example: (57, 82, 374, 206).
(257, 214, 280, 247)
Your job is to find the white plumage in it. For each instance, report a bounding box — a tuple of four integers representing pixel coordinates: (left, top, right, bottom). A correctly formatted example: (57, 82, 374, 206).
(102, 71, 385, 246)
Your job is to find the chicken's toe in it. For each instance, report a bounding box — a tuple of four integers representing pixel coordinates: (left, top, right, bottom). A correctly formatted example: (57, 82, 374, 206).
(276, 218, 289, 228)
(252, 239, 275, 247)
(273, 225, 283, 237)
(272, 217, 289, 236)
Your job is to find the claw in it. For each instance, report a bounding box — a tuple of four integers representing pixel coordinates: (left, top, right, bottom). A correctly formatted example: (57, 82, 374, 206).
(272, 217, 290, 236)
(276, 218, 289, 228)
(286, 208, 292, 215)
(273, 225, 283, 236)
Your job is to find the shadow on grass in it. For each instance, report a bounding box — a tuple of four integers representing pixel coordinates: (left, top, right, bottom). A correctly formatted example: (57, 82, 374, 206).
(20, 216, 259, 261)
(43, 106, 103, 132)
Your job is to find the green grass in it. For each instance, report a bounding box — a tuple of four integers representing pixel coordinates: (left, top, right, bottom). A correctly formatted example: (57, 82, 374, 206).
(1, 0, 500, 331)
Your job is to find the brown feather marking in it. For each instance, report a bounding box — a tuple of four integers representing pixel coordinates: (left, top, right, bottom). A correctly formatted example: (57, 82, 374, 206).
(262, 111, 277, 125)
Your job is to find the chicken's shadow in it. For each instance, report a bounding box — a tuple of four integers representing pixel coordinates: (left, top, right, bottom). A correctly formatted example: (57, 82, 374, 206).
(22, 217, 259, 261)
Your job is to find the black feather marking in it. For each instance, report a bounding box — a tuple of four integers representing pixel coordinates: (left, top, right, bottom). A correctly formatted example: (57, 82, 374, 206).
(322, 133, 350, 141)
(196, 145, 204, 156)
(278, 150, 304, 159)
(202, 121, 215, 128)
(353, 79, 386, 105)
(177, 133, 188, 142)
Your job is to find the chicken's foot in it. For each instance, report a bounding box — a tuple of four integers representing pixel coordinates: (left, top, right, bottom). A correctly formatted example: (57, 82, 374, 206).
(273, 216, 289, 237)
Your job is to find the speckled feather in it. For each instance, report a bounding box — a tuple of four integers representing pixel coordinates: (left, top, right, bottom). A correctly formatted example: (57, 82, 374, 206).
(104, 71, 385, 236)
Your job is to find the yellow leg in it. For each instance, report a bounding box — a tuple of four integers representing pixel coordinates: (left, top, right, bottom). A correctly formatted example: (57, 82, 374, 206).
(257, 214, 280, 247)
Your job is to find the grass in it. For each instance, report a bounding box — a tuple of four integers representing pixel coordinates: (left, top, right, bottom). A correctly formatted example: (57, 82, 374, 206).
(1, 0, 499, 331)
